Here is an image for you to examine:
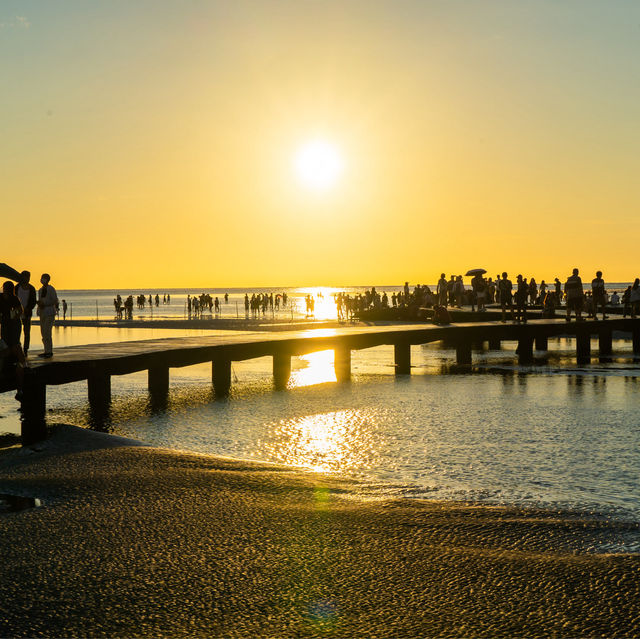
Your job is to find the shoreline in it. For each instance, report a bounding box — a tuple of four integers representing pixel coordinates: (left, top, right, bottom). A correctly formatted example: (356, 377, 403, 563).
(1, 425, 639, 638)
(44, 317, 364, 332)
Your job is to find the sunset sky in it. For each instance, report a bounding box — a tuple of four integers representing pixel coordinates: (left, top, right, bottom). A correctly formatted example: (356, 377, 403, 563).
(2, 1, 639, 288)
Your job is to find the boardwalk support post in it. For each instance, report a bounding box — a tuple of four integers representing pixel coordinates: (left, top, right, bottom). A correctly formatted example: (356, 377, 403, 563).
(212, 358, 232, 397)
(334, 347, 351, 382)
(20, 373, 47, 446)
(394, 343, 411, 375)
(517, 337, 534, 364)
(576, 333, 591, 363)
(534, 335, 548, 351)
(455, 342, 472, 365)
(88, 373, 111, 413)
(633, 327, 640, 355)
(273, 353, 291, 390)
(148, 366, 170, 397)
(598, 330, 613, 357)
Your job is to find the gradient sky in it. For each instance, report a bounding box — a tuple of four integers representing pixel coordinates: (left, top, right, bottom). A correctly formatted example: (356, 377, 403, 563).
(2, 1, 639, 288)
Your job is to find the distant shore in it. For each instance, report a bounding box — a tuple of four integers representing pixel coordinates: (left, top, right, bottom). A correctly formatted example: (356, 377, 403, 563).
(1, 424, 638, 638)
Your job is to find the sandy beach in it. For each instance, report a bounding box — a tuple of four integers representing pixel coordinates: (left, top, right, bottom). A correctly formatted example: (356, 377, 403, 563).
(0, 426, 638, 638)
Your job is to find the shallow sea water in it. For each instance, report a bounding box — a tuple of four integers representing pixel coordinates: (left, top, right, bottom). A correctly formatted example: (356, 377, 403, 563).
(2, 326, 640, 538)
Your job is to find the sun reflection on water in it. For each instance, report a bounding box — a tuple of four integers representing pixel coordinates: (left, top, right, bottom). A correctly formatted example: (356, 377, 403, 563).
(256, 408, 383, 474)
(294, 287, 340, 320)
(290, 349, 337, 387)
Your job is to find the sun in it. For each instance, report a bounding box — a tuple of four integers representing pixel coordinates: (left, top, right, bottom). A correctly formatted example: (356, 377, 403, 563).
(293, 140, 344, 191)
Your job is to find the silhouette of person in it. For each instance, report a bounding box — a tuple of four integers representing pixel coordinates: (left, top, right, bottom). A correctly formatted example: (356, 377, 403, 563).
(0, 281, 28, 399)
(564, 268, 584, 322)
(591, 271, 607, 320)
(498, 272, 514, 322)
(15, 271, 36, 356)
(36, 273, 58, 358)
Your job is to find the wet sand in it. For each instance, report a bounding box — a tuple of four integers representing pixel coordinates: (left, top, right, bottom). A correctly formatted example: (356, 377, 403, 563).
(0, 425, 639, 638)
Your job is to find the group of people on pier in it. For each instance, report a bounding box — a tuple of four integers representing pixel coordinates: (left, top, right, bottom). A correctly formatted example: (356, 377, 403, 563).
(436, 269, 638, 323)
(335, 270, 640, 324)
(1, 271, 59, 400)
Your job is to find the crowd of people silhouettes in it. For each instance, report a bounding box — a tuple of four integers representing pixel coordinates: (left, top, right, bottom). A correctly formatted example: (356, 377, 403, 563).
(3, 269, 640, 403)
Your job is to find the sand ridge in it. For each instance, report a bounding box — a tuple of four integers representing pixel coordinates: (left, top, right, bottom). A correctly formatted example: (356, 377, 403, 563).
(1, 425, 639, 638)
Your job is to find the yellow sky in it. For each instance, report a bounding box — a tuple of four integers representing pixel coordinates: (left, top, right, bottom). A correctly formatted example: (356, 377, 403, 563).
(2, 1, 639, 288)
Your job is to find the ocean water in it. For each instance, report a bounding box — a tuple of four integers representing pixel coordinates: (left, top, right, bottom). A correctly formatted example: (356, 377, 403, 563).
(1, 321, 640, 535)
(44, 282, 638, 322)
(51, 286, 380, 322)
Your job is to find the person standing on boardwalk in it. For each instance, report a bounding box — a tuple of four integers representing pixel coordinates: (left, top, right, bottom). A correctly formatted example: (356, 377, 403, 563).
(437, 273, 448, 307)
(471, 273, 487, 312)
(454, 275, 464, 308)
(1, 281, 28, 399)
(554, 278, 562, 305)
(515, 274, 528, 323)
(539, 280, 547, 304)
(37, 273, 58, 358)
(498, 272, 514, 322)
(528, 278, 538, 306)
(564, 268, 584, 322)
(15, 271, 36, 357)
(630, 279, 640, 319)
(591, 271, 607, 320)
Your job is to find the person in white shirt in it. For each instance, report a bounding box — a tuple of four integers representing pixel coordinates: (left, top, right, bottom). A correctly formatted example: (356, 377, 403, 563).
(37, 273, 58, 358)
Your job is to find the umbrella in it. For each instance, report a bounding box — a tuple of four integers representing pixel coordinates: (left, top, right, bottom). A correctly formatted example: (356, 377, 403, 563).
(0, 263, 21, 282)
(465, 268, 486, 276)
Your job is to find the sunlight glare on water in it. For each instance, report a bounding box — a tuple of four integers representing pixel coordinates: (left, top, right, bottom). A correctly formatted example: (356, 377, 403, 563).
(257, 409, 384, 474)
(290, 350, 337, 387)
(3, 326, 640, 526)
(295, 287, 340, 320)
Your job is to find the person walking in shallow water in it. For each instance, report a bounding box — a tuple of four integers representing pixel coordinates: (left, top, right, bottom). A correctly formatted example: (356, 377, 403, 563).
(37, 273, 58, 358)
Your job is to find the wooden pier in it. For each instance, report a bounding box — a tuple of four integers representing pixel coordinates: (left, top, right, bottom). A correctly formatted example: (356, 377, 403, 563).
(2, 318, 639, 445)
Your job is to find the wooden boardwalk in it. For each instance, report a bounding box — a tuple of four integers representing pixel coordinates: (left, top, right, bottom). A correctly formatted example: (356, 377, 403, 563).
(4, 318, 639, 444)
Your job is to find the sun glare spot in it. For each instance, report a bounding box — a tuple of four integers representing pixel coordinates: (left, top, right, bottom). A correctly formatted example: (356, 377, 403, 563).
(294, 140, 344, 191)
